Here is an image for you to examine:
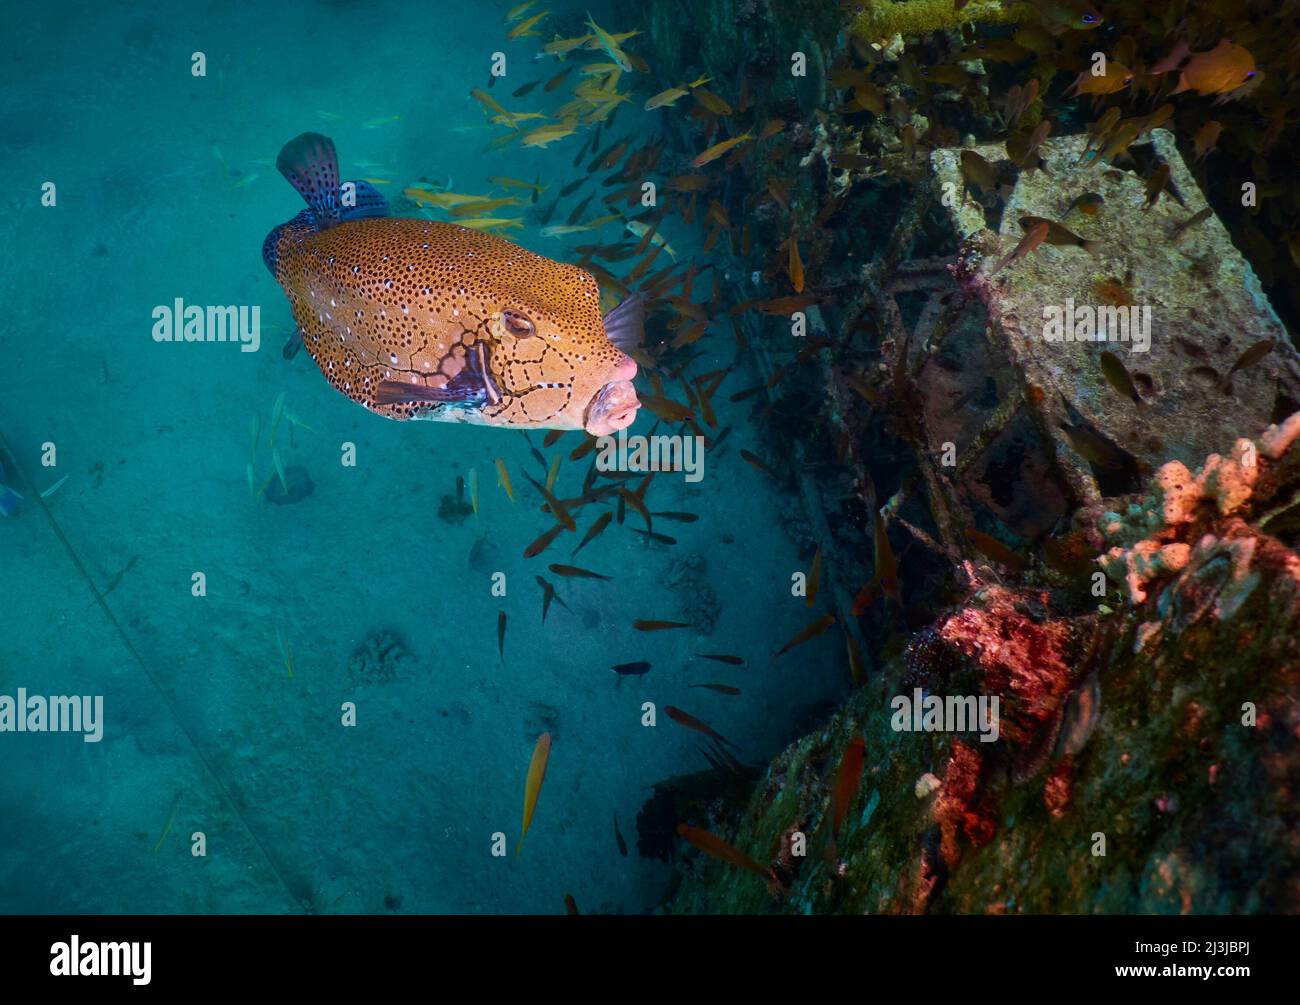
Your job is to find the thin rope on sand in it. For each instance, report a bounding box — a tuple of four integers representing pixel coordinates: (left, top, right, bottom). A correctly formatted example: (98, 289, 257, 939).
(0, 428, 304, 912)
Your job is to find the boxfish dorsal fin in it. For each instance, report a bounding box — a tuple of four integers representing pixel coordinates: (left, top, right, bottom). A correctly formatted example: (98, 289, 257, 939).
(276, 132, 343, 228)
(338, 180, 389, 221)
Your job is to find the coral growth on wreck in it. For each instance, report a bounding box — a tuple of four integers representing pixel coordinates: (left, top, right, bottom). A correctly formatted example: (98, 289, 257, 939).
(669, 415, 1300, 914)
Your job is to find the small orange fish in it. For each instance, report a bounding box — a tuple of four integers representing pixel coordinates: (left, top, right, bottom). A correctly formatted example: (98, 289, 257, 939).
(1066, 61, 1132, 96)
(665, 705, 734, 747)
(524, 522, 565, 558)
(667, 174, 711, 192)
(1171, 206, 1212, 240)
(692, 132, 753, 168)
(545, 66, 573, 92)
(547, 563, 609, 579)
(740, 449, 776, 478)
(518, 732, 551, 857)
(1136, 104, 1174, 138)
(960, 149, 997, 194)
(676, 824, 770, 880)
(788, 236, 805, 293)
(873, 510, 900, 603)
(991, 220, 1050, 275)
(1219, 339, 1275, 390)
(1100, 349, 1144, 407)
(689, 683, 741, 695)
(845, 630, 865, 685)
(1094, 120, 1139, 163)
(1067, 192, 1104, 216)
(966, 528, 1029, 572)
(806, 547, 822, 608)
(1003, 78, 1039, 128)
(1142, 164, 1170, 211)
(692, 87, 733, 116)
(1020, 215, 1100, 254)
(774, 612, 836, 658)
(1193, 121, 1222, 161)
(634, 619, 692, 631)
(618, 488, 653, 530)
(536, 574, 566, 623)
(525, 472, 575, 531)
(573, 511, 611, 555)
(639, 394, 694, 423)
(831, 737, 866, 838)
(1173, 39, 1256, 96)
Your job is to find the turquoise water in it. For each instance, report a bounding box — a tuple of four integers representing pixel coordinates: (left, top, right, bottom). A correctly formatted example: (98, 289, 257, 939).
(0, 0, 844, 913)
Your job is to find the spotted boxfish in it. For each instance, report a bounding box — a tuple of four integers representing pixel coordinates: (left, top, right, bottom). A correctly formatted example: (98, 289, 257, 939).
(263, 133, 642, 434)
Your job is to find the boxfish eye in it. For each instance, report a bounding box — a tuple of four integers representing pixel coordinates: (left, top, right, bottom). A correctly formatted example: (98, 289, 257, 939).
(503, 310, 535, 337)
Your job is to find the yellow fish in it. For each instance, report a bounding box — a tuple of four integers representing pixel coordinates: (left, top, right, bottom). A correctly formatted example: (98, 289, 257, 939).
(495, 457, 516, 502)
(543, 33, 594, 57)
(691, 131, 753, 167)
(491, 111, 546, 125)
(625, 220, 676, 259)
(403, 189, 487, 207)
(518, 732, 551, 856)
(453, 217, 525, 231)
(470, 87, 516, 128)
(522, 120, 578, 147)
(488, 176, 547, 192)
(265, 133, 644, 434)
(645, 87, 689, 110)
(449, 197, 523, 216)
(540, 223, 603, 237)
(585, 13, 632, 70)
(508, 10, 548, 39)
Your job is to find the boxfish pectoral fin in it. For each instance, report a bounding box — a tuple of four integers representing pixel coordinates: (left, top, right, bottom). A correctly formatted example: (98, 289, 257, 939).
(374, 380, 486, 406)
(281, 328, 303, 360)
(602, 293, 646, 352)
(0, 483, 22, 517)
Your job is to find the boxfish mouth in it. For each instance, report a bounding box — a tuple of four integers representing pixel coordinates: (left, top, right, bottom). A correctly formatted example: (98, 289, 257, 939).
(584, 379, 640, 436)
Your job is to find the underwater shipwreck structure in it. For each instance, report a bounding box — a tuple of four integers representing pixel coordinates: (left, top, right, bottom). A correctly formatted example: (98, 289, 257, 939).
(617, 0, 1300, 912)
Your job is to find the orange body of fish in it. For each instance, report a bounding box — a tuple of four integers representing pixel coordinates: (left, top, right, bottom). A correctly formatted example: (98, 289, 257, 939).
(1174, 39, 1256, 96)
(264, 134, 643, 435)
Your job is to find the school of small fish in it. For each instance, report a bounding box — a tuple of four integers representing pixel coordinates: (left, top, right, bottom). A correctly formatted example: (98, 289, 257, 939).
(255, 0, 1300, 904)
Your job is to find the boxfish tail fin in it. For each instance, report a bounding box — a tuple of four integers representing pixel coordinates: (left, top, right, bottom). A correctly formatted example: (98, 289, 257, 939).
(275, 132, 390, 228)
(276, 132, 343, 228)
(602, 292, 645, 352)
